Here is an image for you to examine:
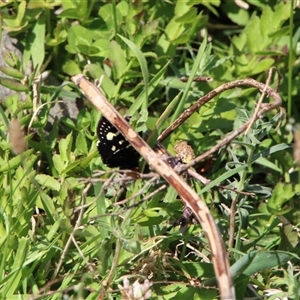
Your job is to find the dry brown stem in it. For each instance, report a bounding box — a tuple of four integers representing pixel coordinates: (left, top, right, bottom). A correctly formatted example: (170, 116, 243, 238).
(72, 74, 236, 300)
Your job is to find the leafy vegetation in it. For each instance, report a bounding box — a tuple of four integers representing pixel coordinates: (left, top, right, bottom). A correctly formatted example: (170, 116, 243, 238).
(0, 1, 299, 299)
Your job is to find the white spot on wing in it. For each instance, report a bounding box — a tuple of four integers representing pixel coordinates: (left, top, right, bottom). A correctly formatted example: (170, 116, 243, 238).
(106, 132, 117, 140)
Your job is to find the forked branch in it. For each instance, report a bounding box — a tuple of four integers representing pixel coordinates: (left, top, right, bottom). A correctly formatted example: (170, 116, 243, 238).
(159, 75, 282, 173)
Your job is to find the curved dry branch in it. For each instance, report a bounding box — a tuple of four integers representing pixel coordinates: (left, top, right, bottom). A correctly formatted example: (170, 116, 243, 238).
(158, 78, 282, 146)
(179, 79, 282, 172)
(72, 75, 236, 300)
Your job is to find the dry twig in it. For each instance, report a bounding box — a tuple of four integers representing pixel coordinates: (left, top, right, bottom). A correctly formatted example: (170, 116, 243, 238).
(159, 78, 283, 172)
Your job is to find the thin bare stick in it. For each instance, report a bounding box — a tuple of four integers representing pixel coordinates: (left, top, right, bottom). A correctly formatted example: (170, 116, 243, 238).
(180, 76, 214, 82)
(72, 75, 235, 300)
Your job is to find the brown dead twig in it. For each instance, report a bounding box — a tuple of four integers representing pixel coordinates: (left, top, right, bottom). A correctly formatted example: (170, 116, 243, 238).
(72, 75, 235, 300)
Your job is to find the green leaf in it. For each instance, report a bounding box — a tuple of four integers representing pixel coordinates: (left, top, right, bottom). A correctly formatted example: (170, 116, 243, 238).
(250, 58, 274, 75)
(66, 25, 93, 53)
(90, 39, 110, 57)
(230, 251, 295, 278)
(35, 174, 61, 191)
(39, 192, 58, 223)
(245, 2, 290, 54)
(75, 131, 88, 155)
(97, 238, 112, 275)
(99, 2, 122, 34)
(45, 25, 68, 47)
(27, 0, 54, 9)
(171, 38, 209, 122)
(182, 262, 214, 278)
(108, 40, 127, 79)
(2, 50, 19, 68)
(267, 183, 295, 214)
(0, 77, 29, 92)
(0, 66, 24, 79)
(3, 237, 29, 298)
(30, 12, 46, 69)
(199, 164, 247, 194)
(58, 133, 73, 163)
(175, 7, 198, 23)
(86, 64, 116, 98)
(118, 35, 149, 107)
(127, 61, 170, 116)
(62, 60, 82, 76)
(2, 1, 26, 28)
(0, 150, 34, 172)
(252, 143, 291, 162)
(279, 219, 299, 251)
(228, 7, 249, 26)
(255, 157, 282, 172)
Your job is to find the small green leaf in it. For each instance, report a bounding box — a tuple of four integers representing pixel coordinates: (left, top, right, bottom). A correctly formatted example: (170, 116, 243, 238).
(199, 165, 247, 194)
(0, 149, 34, 172)
(0, 77, 29, 92)
(175, 7, 198, 23)
(30, 12, 46, 69)
(35, 174, 61, 191)
(251, 58, 274, 75)
(39, 192, 58, 222)
(108, 40, 127, 79)
(252, 143, 291, 162)
(279, 220, 299, 250)
(118, 36, 149, 90)
(267, 183, 295, 214)
(2, 51, 19, 68)
(231, 251, 295, 278)
(255, 157, 282, 172)
(3, 237, 29, 298)
(62, 60, 82, 76)
(0, 66, 24, 79)
(127, 61, 170, 115)
(75, 132, 88, 155)
(172, 38, 209, 122)
(59, 133, 73, 163)
(67, 25, 93, 52)
(228, 8, 249, 26)
(90, 39, 110, 57)
(27, 0, 54, 9)
(2, 1, 26, 28)
(86, 64, 116, 98)
(97, 238, 112, 275)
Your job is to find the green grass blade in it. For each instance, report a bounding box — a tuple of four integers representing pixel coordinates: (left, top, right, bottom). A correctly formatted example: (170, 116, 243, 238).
(171, 35, 209, 122)
(118, 35, 149, 110)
